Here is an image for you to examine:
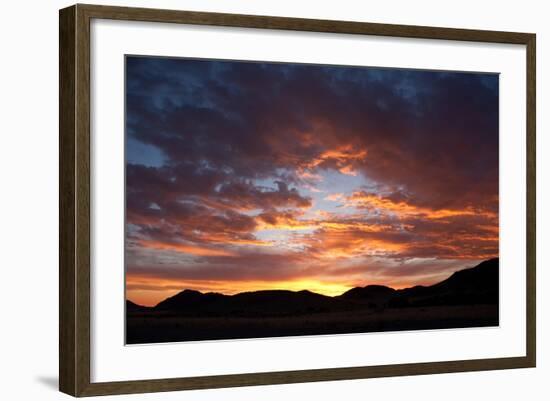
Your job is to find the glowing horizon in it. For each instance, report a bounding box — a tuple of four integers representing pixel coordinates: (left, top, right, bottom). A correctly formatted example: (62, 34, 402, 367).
(127, 264, 484, 307)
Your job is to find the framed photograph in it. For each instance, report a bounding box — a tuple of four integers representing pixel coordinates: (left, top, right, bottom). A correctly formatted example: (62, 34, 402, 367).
(59, 4, 536, 397)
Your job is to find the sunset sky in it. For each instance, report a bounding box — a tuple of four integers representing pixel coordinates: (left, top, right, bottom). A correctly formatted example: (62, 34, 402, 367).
(125, 56, 499, 307)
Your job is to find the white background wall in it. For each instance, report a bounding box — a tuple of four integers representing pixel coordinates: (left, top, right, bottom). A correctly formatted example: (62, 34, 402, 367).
(0, 0, 546, 399)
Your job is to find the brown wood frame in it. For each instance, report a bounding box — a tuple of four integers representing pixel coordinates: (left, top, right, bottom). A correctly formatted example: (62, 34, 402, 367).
(59, 3, 536, 397)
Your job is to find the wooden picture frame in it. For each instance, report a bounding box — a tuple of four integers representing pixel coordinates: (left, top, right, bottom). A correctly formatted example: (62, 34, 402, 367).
(59, 3, 536, 397)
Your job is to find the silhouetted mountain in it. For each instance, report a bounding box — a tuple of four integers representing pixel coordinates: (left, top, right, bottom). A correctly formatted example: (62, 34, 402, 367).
(339, 285, 395, 301)
(229, 289, 348, 316)
(389, 258, 499, 307)
(155, 289, 227, 313)
(128, 258, 499, 317)
(126, 300, 150, 312)
(154, 288, 353, 317)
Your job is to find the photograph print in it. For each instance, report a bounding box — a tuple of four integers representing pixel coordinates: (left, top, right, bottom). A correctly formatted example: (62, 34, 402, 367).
(125, 56, 499, 344)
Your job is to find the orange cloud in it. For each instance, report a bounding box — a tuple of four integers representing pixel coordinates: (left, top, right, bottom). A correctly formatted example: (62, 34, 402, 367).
(191, 233, 274, 247)
(300, 226, 408, 260)
(303, 145, 367, 176)
(319, 221, 390, 232)
(324, 193, 345, 201)
(347, 191, 496, 220)
(255, 210, 316, 231)
(139, 239, 237, 257)
(297, 170, 323, 182)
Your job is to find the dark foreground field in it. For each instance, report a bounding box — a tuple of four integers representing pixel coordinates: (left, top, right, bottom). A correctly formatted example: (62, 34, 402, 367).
(127, 304, 498, 344)
(126, 258, 499, 344)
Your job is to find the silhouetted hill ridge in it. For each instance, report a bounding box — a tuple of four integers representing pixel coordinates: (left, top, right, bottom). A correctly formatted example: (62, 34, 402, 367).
(389, 258, 499, 307)
(339, 285, 396, 301)
(126, 300, 150, 312)
(129, 258, 498, 317)
(154, 288, 348, 317)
